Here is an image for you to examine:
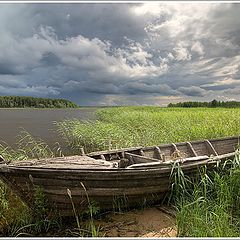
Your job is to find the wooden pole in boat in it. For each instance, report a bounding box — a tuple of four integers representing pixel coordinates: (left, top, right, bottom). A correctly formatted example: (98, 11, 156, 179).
(155, 146, 165, 161)
(186, 142, 198, 157)
(205, 140, 218, 156)
(80, 147, 86, 156)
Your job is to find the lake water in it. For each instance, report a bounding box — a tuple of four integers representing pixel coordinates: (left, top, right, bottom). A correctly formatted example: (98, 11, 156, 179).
(0, 108, 97, 154)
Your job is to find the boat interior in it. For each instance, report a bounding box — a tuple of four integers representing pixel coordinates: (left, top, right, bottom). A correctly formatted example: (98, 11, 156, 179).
(3, 136, 239, 170)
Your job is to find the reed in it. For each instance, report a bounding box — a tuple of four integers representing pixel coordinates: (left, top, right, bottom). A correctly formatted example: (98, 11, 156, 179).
(56, 106, 240, 237)
(66, 183, 100, 237)
(57, 107, 240, 153)
(0, 130, 63, 237)
(174, 155, 240, 237)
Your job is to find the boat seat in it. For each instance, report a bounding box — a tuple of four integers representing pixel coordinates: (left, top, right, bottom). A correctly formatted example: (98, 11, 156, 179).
(118, 152, 161, 168)
(126, 155, 209, 169)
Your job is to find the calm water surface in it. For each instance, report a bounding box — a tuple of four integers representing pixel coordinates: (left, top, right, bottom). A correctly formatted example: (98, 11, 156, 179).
(0, 108, 97, 153)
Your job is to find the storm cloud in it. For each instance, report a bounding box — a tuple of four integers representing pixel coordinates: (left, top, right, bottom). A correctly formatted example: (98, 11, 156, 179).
(0, 3, 240, 106)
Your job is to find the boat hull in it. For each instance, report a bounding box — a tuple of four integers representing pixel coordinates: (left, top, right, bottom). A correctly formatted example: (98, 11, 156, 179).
(0, 135, 239, 216)
(0, 155, 234, 216)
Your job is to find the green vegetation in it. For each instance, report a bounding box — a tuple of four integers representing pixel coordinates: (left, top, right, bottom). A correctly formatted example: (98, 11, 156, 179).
(67, 183, 100, 237)
(0, 96, 79, 108)
(0, 131, 100, 237)
(171, 155, 240, 237)
(0, 131, 63, 237)
(56, 106, 240, 236)
(1, 106, 240, 237)
(168, 99, 240, 108)
(57, 106, 240, 153)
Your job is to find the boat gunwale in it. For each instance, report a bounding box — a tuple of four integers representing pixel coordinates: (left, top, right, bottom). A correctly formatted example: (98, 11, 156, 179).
(87, 135, 240, 156)
(0, 136, 238, 175)
(1, 152, 235, 176)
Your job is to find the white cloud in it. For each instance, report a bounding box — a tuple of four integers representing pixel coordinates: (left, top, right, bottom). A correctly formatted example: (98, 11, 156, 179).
(191, 41, 204, 56)
(174, 45, 191, 61)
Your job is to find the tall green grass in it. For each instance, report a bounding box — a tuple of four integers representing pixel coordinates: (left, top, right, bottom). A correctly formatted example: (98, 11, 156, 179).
(0, 130, 63, 236)
(172, 156, 240, 237)
(57, 106, 240, 237)
(1, 107, 240, 237)
(57, 107, 240, 153)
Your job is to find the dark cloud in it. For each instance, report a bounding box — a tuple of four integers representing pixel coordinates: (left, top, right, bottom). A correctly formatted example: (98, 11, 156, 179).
(0, 3, 240, 105)
(0, 63, 24, 75)
(122, 82, 180, 96)
(40, 52, 62, 66)
(178, 86, 206, 97)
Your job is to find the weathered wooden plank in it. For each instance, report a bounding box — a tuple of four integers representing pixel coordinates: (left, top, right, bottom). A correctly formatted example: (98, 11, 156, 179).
(12, 164, 117, 170)
(9, 155, 116, 168)
(125, 153, 235, 169)
(43, 185, 170, 197)
(210, 138, 239, 155)
(125, 152, 160, 164)
(88, 146, 143, 156)
(3, 168, 175, 180)
(51, 192, 169, 216)
(46, 190, 169, 206)
(11, 174, 171, 189)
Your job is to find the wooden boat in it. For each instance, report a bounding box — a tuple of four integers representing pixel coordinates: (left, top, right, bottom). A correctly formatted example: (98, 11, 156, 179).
(0, 135, 239, 216)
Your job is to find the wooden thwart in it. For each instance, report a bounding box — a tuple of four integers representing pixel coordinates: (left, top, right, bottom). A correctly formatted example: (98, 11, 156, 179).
(125, 152, 161, 164)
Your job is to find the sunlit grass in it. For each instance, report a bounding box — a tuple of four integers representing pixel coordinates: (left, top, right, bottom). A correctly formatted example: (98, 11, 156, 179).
(57, 107, 240, 153)
(1, 107, 240, 237)
(56, 106, 240, 237)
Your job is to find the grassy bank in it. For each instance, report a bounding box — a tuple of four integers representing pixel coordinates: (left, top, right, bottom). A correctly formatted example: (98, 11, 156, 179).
(57, 107, 240, 153)
(1, 106, 240, 236)
(173, 158, 240, 237)
(56, 106, 240, 237)
(0, 131, 62, 236)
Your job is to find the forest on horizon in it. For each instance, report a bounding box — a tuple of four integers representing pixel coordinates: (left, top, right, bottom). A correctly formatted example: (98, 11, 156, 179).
(168, 100, 240, 108)
(0, 96, 79, 108)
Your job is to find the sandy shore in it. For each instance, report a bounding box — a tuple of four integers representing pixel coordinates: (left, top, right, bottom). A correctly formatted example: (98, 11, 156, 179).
(96, 207, 177, 237)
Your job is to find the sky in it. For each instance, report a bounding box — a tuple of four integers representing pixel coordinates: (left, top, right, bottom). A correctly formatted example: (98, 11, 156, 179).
(0, 3, 240, 106)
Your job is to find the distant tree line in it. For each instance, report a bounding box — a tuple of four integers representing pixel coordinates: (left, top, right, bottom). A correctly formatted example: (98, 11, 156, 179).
(0, 96, 79, 108)
(168, 99, 240, 108)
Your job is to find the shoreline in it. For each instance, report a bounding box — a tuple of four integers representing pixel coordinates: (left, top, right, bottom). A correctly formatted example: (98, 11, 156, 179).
(0, 107, 89, 110)
(0, 106, 108, 110)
